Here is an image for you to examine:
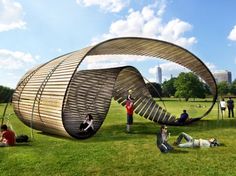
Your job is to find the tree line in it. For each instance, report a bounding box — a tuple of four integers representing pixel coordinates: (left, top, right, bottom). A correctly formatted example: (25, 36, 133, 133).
(217, 80, 236, 96)
(0, 85, 15, 103)
(147, 72, 236, 101)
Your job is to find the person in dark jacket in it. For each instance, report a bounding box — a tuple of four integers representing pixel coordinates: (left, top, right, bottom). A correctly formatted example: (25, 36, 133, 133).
(227, 97, 234, 118)
(156, 125, 173, 153)
(178, 110, 189, 123)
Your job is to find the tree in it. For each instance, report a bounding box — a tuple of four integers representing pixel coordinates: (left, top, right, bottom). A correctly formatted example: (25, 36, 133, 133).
(162, 77, 177, 97)
(174, 72, 206, 101)
(0, 85, 14, 103)
(230, 79, 236, 95)
(146, 82, 162, 98)
(217, 81, 229, 96)
(203, 83, 211, 96)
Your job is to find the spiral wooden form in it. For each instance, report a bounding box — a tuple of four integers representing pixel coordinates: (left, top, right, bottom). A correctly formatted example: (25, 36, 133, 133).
(12, 37, 217, 139)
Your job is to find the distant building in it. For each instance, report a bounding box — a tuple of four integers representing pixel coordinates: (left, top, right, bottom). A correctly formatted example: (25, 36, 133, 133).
(213, 70, 232, 84)
(156, 66, 162, 84)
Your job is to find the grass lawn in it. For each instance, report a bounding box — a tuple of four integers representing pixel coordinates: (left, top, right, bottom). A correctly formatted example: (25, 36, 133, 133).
(0, 98, 236, 176)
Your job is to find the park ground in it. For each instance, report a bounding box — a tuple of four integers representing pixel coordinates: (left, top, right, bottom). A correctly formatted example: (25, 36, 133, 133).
(0, 98, 236, 176)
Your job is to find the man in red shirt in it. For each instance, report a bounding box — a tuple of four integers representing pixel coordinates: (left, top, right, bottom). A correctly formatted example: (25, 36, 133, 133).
(0, 124, 16, 147)
(125, 99, 134, 132)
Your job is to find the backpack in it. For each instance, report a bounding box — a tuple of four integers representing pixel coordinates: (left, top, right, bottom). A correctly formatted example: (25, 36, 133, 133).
(16, 135, 29, 143)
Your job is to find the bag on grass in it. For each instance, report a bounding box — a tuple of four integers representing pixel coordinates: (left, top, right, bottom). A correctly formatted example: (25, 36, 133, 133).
(16, 135, 29, 143)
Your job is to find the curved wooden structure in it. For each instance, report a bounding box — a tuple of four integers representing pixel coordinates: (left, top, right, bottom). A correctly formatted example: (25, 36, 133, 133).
(12, 37, 217, 139)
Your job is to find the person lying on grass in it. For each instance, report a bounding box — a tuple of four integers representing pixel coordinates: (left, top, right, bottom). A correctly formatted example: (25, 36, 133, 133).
(0, 124, 16, 147)
(173, 132, 220, 148)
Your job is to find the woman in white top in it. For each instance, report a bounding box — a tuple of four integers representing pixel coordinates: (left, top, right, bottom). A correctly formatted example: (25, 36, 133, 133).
(79, 114, 94, 133)
(220, 98, 227, 117)
(174, 132, 219, 148)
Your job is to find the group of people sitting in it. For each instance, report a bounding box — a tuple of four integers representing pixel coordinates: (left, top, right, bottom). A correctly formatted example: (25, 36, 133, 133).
(157, 125, 220, 153)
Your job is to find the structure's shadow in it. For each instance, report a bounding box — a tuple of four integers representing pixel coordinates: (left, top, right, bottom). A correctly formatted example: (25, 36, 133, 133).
(169, 149, 189, 154)
(15, 143, 32, 147)
(166, 118, 236, 136)
(35, 118, 236, 143)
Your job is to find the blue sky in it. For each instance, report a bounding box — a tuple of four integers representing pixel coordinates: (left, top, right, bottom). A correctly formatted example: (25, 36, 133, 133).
(0, 0, 236, 88)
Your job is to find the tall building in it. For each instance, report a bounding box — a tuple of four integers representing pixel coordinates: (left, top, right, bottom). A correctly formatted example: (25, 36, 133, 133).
(156, 66, 162, 84)
(213, 70, 232, 84)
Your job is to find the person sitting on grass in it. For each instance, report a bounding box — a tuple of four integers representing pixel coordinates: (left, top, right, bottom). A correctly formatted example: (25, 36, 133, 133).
(157, 125, 173, 153)
(173, 132, 220, 148)
(177, 110, 189, 123)
(0, 124, 16, 147)
(79, 114, 94, 134)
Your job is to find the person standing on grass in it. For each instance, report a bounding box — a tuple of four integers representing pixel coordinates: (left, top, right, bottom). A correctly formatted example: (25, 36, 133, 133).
(157, 125, 173, 153)
(220, 98, 227, 117)
(0, 124, 16, 147)
(227, 97, 234, 118)
(125, 99, 134, 133)
(173, 132, 220, 148)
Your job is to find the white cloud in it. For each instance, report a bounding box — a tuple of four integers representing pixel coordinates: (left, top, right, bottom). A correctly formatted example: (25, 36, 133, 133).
(0, 0, 26, 32)
(204, 62, 217, 72)
(80, 55, 156, 70)
(0, 49, 36, 70)
(84, 1, 197, 80)
(76, 0, 128, 13)
(146, 77, 156, 83)
(228, 25, 236, 41)
(91, 3, 197, 48)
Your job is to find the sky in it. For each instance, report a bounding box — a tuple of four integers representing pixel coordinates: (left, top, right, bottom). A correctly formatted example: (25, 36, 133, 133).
(0, 0, 236, 88)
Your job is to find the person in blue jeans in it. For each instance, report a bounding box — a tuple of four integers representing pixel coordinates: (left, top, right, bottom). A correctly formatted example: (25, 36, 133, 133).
(227, 97, 234, 118)
(174, 132, 220, 148)
(157, 125, 173, 153)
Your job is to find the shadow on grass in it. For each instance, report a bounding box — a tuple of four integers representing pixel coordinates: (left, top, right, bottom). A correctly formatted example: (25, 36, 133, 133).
(170, 149, 189, 154)
(166, 118, 236, 135)
(15, 143, 32, 147)
(35, 119, 236, 143)
(37, 131, 76, 141)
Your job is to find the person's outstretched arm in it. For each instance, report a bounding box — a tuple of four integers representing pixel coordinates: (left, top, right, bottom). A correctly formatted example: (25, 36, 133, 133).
(84, 120, 93, 131)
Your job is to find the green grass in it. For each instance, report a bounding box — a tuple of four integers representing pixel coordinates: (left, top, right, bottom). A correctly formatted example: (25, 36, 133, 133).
(0, 99, 236, 176)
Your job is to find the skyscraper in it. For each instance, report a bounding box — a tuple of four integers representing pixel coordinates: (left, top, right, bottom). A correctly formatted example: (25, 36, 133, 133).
(213, 70, 232, 84)
(156, 66, 162, 84)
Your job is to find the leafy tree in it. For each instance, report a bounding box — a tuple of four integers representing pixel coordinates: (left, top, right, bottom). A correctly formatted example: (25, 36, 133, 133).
(203, 83, 211, 96)
(174, 72, 206, 101)
(217, 81, 229, 96)
(230, 79, 236, 95)
(162, 77, 177, 97)
(0, 85, 14, 103)
(146, 82, 162, 98)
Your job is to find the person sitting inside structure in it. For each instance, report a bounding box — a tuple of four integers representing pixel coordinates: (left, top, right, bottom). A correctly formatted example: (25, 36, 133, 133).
(127, 89, 134, 101)
(177, 110, 189, 123)
(0, 124, 16, 147)
(174, 132, 220, 148)
(79, 114, 94, 134)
